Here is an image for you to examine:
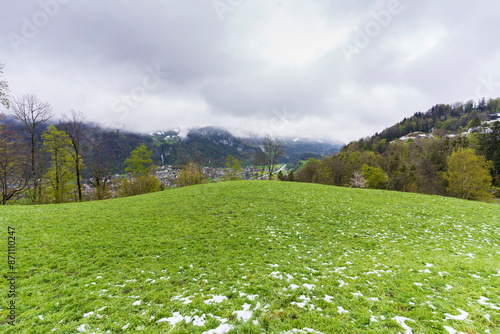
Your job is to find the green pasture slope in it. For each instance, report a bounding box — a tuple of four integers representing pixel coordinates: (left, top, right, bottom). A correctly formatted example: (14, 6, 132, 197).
(0, 181, 499, 333)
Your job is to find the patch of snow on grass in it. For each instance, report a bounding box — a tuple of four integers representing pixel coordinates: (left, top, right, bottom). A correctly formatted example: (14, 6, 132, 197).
(392, 316, 415, 334)
(156, 312, 189, 328)
(282, 329, 324, 334)
(443, 325, 466, 334)
(444, 309, 469, 321)
(192, 315, 206, 326)
(233, 303, 253, 322)
(324, 295, 334, 303)
(478, 297, 500, 310)
(76, 324, 87, 332)
(203, 323, 233, 334)
(291, 295, 310, 308)
(204, 295, 228, 305)
(270, 271, 283, 279)
(337, 306, 349, 314)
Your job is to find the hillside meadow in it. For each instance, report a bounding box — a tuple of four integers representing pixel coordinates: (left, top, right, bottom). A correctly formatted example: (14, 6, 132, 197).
(0, 181, 499, 333)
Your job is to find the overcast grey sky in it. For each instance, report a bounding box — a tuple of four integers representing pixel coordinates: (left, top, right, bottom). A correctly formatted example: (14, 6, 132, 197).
(2, 0, 500, 143)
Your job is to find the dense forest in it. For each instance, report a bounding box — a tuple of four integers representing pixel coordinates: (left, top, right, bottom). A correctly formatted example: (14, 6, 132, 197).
(289, 99, 500, 201)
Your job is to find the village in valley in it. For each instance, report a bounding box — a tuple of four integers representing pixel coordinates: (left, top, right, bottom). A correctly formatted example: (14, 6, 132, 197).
(81, 165, 262, 198)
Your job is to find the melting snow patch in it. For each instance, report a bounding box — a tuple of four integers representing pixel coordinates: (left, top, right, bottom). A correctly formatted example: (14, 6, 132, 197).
(445, 285, 453, 291)
(337, 306, 349, 314)
(444, 309, 469, 321)
(338, 279, 346, 287)
(83, 311, 94, 318)
(366, 297, 379, 302)
(203, 323, 233, 334)
(204, 295, 228, 305)
(289, 284, 300, 290)
(122, 323, 130, 330)
(192, 315, 206, 326)
(370, 315, 385, 322)
(443, 325, 466, 334)
(270, 271, 283, 279)
(413, 283, 423, 286)
(303, 283, 315, 290)
(351, 291, 363, 297)
(156, 312, 189, 328)
(478, 297, 500, 310)
(425, 301, 437, 310)
(39, 315, 44, 320)
(484, 314, 491, 321)
(132, 300, 141, 306)
(392, 316, 415, 334)
(233, 303, 253, 322)
(291, 295, 310, 308)
(77, 324, 87, 332)
(324, 295, 334, 303)
(282, 328, 324, 334)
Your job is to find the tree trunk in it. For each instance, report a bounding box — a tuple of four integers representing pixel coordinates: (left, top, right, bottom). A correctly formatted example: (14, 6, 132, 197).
(76, 158, 82, 201)
(31, 134, 37, 204)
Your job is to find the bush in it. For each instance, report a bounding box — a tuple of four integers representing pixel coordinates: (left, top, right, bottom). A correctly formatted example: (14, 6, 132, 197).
(361, 164, 388, 189)
(177, 162, 206, 187)
(119, 175, 162, 197)
(443, 148, 493, 200)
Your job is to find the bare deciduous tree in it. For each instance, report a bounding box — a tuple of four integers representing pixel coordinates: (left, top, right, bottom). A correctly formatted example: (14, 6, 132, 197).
(88, 129, 113, 200)
(261, 135, 285, 180)
(0, 120, 29, 204)
(58, 110, 87, 201)
(10, 94, 53, 204)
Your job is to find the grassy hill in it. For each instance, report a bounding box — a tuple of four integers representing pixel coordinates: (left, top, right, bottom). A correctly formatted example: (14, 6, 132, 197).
(0, 182, 499, 333)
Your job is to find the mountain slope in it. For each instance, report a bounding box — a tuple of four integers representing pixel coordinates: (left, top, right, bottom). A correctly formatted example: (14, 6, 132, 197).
(365, 98, 500, 145)
(151, 126, 341, 167)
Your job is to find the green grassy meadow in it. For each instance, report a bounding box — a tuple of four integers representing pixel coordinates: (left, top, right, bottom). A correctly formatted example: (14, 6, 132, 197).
(0, 181, 499, 333)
